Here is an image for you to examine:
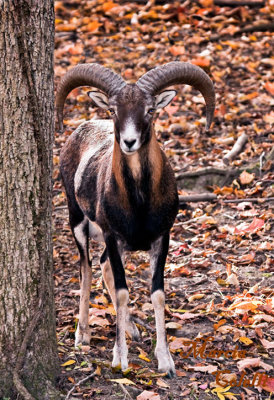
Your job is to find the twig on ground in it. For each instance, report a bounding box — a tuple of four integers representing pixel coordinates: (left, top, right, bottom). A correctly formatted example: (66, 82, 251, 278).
(223, 133, 248, 165)
(201, 21, 274, 44)
(65, 371, 96, 400)
(223, 197, 274, 203)
(214, 0, 265, 6)
(119, 383, 133, 400)
(179, 193, 217, 203)
(176, 167, 234, 180)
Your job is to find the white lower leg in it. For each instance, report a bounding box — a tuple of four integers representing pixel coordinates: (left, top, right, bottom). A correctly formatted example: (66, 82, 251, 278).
(75, 263, 92, 346)
(112, 288, 129, 370)
(101, 259, 139, 340)
(151, 290, 175, 376)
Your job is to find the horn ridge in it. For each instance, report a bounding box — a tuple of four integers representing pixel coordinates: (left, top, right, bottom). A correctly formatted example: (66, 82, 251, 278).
(137, 62, 215, 131)
(56, 63, 126, 131)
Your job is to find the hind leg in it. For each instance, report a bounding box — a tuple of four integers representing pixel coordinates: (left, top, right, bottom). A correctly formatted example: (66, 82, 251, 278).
(71, 214, 92, 347)
(100, 248, 140, 341)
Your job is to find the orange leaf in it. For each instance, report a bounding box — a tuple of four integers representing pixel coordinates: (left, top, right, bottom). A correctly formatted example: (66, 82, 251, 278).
(240, 92, 259, 101)
(229, 300, 261, 311)
(264, 81, 274, 96)
(102, 1, 117, 12)
(169, 46, 185, 56)
(192, 58, 210, 67)
(85, 21, 101, 32)
(214, 319, 227, 331)
(239, 170, 255, 185)
(214, 186, 233, 195)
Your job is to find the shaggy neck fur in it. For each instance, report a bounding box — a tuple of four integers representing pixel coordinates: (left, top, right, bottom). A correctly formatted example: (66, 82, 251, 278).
(112, 132, 163, 207)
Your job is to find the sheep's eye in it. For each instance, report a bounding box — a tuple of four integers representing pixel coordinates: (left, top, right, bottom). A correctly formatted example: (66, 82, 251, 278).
(147, 108, 155, 114)
(108, 108, 115, 115)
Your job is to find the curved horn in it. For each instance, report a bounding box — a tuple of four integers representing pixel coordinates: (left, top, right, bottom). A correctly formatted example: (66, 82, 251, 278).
(137, 62, 215, 131)
(56, 63, 126, 131)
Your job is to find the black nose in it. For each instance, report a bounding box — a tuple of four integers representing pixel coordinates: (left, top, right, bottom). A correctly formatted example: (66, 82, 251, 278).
(124, 139, 136, 149)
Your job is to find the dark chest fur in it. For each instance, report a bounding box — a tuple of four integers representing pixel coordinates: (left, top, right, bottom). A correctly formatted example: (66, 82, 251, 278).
(98, 160, 178, 251)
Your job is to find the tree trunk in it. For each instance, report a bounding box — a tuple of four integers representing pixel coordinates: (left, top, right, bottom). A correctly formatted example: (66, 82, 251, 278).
(0, 1, 60, 399)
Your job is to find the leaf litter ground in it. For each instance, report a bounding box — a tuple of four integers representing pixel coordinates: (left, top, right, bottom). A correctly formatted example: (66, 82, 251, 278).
(53, 1, 273, 399)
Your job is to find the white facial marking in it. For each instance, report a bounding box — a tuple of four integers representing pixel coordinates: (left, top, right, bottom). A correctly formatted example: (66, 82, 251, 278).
(120, 118, 141, 154)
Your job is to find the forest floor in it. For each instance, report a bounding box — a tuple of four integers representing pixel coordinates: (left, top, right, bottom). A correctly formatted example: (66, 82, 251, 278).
(53, 1, 273, 399)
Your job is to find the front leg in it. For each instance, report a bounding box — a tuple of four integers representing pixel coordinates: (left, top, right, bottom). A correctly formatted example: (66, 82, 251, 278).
(150, 232, 175, 378)
(104, 233, 129, 371)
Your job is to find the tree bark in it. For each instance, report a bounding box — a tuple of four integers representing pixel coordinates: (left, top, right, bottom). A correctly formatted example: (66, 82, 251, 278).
(0, 1, 60, 399)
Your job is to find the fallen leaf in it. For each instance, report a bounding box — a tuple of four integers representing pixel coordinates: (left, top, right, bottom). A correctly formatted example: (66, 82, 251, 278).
(156, 378, 169, 388)
(226, 273, 239, 286)
(62, 359, 76, 367)
(137, 347, 151, 362)
(137, 390, 161, 400)
(263, 111, 274, 124)
(172, 312, 198, 321)
(260, 376, 274, 393)
(214, 319, 227, 331)
(239, 170, 255, 185)
(89, 315, 110, 327)
(188, 293, 205, 302)
(109, 378, 136, 385)
(264, 81, 274, 96)
(193, 364, 217, 373)
(234, 218, 264, 234)
(229, 300, 262, 312)
(192, 58, 210, 67)
(237, 358, 273, 372)
(169, 46, 185, 56)
(260, 338, 274, 349)
(239, 337, 253, 346)
(166, 322, 182, 330)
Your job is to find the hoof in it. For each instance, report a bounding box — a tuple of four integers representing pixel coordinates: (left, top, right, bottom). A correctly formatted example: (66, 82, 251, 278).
(112, 342, 128, 371)
(156, 348, 176, 378)
(75, 324, 91, 348)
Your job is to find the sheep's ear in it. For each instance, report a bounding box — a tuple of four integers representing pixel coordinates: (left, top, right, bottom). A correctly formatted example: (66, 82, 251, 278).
(88, 91, 109, 109)
(155, 90, 177, 109)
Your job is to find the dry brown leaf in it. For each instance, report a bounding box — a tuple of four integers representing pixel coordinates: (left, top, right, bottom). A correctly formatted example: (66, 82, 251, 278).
(239, 170, 255, 185)
(193, 365, 217, 373)
(156, 378, 170, 388)
(263, 111, 274, 124)
(110, 378, 136, 385)
(260, 338, 274, 349)
(172, 312, 197, 321)
(88, 315, 110, 327)
(188, 293, 205, 303)
(226, 273, 239, 286)
(237, 358, 273, 372)
(169, 337, 191, 352)
(166, 322, 182, 330)
(137, 391, 161, 400)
